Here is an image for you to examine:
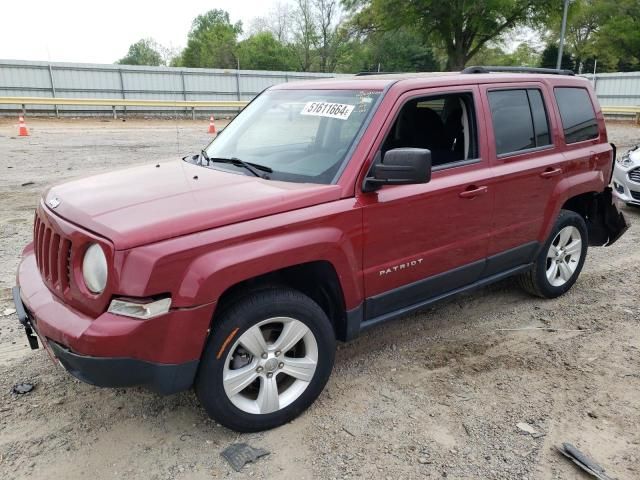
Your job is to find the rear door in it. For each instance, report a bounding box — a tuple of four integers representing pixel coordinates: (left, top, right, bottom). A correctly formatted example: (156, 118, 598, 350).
(480, 82, 564, 265)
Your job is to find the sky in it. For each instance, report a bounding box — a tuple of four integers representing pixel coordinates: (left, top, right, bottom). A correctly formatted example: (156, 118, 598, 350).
(0, 0, 277, 64)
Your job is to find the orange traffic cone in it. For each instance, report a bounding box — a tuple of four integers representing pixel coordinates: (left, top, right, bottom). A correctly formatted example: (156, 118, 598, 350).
(18, 115, 29, 136)
(208, 115, 217, 134)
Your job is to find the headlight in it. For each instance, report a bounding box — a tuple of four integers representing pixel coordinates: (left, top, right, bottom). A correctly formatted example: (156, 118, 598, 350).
(82, 243, 107, 294)
(108, 297, 171, 319)
(617, 146, 639, 168)
(617, 151, 633, 168)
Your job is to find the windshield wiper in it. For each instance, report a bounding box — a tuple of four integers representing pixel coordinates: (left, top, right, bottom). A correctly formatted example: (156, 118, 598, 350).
(206, 156, 272, 178)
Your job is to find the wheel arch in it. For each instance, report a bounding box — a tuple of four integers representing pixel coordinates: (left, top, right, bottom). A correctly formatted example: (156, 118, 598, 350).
(559, 188, 628, 246)
(213, 261, 353, 342)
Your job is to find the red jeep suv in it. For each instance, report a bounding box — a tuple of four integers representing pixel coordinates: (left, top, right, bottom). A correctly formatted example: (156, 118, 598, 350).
(13, 66, 628, 432)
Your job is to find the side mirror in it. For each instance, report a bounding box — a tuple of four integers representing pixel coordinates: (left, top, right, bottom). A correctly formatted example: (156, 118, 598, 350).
(363, 148, 432, 192)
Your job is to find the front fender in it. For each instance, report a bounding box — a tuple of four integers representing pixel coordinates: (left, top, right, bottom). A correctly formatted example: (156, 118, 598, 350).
(117, 199, 364, 310)
(178, 225, 363, 308)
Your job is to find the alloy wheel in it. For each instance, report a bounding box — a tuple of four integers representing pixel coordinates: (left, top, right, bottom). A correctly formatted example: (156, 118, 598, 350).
(222, 317, 318, 415)
(545, 225, 582, 287)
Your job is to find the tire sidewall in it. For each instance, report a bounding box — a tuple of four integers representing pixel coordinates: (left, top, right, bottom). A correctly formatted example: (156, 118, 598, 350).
(196, 289, 335, 432)
(534, 210, 588, 298)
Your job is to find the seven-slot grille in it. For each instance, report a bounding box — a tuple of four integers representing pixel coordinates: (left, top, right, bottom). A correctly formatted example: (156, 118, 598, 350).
(628, 167, 640, 183)
(33, 211, 72, 295)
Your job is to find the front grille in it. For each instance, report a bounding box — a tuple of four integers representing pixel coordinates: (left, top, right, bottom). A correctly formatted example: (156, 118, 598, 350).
(629, 167, 640, 183)
(631, 190, 640, 201)
(34, 211, 72, 295)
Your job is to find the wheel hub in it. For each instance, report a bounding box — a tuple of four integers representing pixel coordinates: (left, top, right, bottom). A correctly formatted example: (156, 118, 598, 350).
(263, 357, 279, 373)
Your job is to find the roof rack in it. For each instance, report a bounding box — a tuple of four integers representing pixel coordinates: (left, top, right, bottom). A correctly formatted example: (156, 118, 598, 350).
(355, 71, 399, 76)
(462, 66, 575, 76)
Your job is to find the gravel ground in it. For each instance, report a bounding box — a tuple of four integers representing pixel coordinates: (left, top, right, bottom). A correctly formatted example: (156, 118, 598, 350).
(0, 118, 639, 480)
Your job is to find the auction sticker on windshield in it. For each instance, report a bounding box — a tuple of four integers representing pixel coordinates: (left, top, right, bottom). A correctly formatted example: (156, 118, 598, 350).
(301, 101, 355, 120)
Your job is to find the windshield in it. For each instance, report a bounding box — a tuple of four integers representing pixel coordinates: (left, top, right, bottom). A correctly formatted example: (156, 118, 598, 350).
(202, 89, 381, 184)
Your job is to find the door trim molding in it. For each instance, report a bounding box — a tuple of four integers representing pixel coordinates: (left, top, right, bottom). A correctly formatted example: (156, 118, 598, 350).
(357, 241, 540, 334)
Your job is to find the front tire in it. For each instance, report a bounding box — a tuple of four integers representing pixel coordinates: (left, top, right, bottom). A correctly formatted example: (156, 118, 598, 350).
(195, 287, 335, 432)
(519, 209, 588, 298)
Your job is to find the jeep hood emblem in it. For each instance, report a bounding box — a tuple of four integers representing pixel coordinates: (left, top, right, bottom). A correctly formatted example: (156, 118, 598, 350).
(47, 197, 61, 209)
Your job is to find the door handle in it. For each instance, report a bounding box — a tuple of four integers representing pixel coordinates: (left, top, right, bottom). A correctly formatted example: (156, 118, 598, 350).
(459, 185, 488, 199)
(540, 167, 563, 179)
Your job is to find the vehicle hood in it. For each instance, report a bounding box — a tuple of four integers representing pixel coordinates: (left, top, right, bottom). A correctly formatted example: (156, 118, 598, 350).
(44, 160, 342, 250)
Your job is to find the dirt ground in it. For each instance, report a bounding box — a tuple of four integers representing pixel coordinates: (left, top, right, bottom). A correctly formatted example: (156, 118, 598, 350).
(0, 117, 639, 480)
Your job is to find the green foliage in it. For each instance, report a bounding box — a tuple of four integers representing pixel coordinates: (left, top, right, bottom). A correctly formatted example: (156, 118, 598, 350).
(345, 0, 554, 70)
(593, 0, 640, 71)
(237, 32, 297, 70)
(122, 2, 640, 75)
(337, 27, 440, 73)
(181, 9, 243, 68)
(539, 44, 575, 70)
(118, 39, 164, 66)
(541, 0, 640, 73)
(471, 43, 541, 67)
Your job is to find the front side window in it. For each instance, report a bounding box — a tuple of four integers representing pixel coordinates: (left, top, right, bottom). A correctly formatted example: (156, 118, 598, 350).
(201, 89, 381, 184)
(554, 87, 598, 144)
(381, 92, 478, 167)
(488, 89, 552, 156)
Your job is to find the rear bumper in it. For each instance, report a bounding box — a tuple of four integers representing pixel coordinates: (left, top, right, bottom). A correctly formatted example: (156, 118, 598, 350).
(15, 248, 216, 394)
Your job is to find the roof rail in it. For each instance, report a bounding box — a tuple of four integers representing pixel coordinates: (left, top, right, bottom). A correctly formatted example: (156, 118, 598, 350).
(355, 71, 399, 76)
(462, 66, 575, 76)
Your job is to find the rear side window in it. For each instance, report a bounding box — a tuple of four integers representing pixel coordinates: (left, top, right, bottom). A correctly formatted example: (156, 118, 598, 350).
(488, 89, 552, 156)
(554, 87, 598, 143)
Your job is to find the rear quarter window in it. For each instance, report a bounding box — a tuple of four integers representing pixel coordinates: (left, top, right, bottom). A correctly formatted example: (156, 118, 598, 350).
(554, 87, 598, 144)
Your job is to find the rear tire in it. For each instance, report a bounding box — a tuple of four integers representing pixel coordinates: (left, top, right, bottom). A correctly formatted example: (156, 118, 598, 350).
(195, 287, 335, 432)
(519, 210, 588, 299)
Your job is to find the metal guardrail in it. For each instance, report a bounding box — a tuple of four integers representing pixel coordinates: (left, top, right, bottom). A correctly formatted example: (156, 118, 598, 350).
(0, 95, 638, 122)
(601, 106, 640, 123)
(0, 96, 249, 119)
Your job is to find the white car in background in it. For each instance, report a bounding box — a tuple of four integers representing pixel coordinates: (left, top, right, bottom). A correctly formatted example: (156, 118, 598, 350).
(613, 145, 640, 206)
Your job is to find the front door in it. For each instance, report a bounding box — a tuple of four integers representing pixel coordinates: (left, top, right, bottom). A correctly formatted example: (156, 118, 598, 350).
(359, 87, 494, 321)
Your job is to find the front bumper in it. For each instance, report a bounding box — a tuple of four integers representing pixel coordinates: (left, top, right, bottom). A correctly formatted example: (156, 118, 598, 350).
(14, 247, 215, 394)
(48, 340, 198, 394)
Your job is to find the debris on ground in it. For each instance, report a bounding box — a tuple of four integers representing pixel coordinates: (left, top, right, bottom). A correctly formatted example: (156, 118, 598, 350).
(557, 443, 615, 480)
(12, 383, 34, 394)
(2, 308, 16, 316)
(221, 443, 270, 472)
(515, 422, 538, 435)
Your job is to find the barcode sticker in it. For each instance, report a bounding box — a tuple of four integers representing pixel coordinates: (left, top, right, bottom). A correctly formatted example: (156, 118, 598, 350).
(300, 101, 355, 120)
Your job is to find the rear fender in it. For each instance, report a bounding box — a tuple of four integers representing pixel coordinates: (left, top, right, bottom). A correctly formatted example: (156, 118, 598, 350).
(541, 170, 605, 242)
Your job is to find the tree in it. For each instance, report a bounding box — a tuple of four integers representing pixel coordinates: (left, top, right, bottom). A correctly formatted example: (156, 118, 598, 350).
(181, 9, 242, 68)
(345, 0, 554, 70)
(539, 44, 574, 70)
(293, 0, 318, 71)
(237, 32, 296, 70)
(537, 0, 640, 73)
(118, 38, 164, 66)
(593, 0, 640, 71)
(314, 0, 340, 72)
